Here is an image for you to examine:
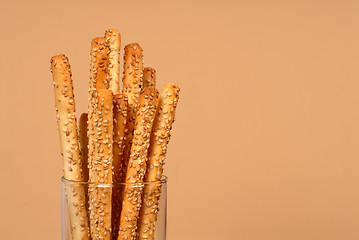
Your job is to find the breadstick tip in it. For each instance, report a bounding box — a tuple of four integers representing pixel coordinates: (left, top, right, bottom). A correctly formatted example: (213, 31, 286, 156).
(92, 37, 107, 45)
(124, 43, 142, 52)
(105, 28, 120, 36)
(105, 28, 118, 33)
(163, 83, 180, 93)
(144, 67, 156, 73)
(51, 54, 67, 62)
(50, 54, 70, 69)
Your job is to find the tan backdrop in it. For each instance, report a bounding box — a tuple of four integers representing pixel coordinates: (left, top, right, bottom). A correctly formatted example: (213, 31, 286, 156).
(1, 0, 359, 239)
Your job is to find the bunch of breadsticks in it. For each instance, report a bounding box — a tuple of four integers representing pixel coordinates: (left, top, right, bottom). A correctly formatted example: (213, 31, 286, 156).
(51, 29, 180, 240)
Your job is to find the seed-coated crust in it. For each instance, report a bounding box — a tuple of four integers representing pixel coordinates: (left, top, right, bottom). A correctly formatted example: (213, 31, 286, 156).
(79, 113, 89, 182)
(142, 67, 156, 89)
(88, 89, 114, 240)
(88, 37, 110, 186)
(51, 54, 90, 240)
(112, 94, 129, 183)
(137, 84, 180, 240)
(122, 43, 143, 102)
(88, 100, 95, 185)
(105, 29, 121, 94)
(112, 94, 129, 240)
(90, 37, 110, 92)
(121, 43, 144, 190)
(117, 88, 159, 240)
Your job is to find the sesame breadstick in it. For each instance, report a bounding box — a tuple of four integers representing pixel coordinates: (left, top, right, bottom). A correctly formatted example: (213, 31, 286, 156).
(88, 89, 114, 240)
(78, 113, 90, 236)
(142, 67, 156, 89)
(51, 54, 90, 240)
(79, 113, 89, 182)
(90, 37, 110, 92)
(87, 100, 96, 238)
(117, 88, 159, 240)
(111, 93, 129, 240)
(122, 43, 143, 99)
(121, 43, 144, 185)
(105, 29, 121, 94)
(112, 94, 130, 183)
(88, 37, 110, 183)
(137, 83, 180, 240)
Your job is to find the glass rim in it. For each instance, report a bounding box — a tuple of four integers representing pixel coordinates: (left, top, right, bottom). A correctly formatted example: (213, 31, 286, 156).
(61, 175, 168, 186)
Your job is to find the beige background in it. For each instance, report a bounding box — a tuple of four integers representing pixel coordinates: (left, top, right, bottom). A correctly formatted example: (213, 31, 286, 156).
(1, 0, 359, 239)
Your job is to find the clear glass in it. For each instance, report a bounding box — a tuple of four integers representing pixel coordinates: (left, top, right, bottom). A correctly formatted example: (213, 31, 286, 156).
(62, 177, 167, 240)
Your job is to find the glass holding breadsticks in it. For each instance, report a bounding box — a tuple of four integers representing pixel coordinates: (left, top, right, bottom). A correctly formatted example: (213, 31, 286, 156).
(51, 28, 180, 240)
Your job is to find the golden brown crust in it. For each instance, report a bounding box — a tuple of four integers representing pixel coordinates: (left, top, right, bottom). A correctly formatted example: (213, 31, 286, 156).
(112, 94, 129, 183)
(137, 83, 180, 240)
(51, 54, 90, 239)
(88, 102, 95, 184)
(111, 93, 129, 240)
(79, 113, 89, 182)
(91, 89, 114, 184)
(117, 88, 159, 240)
(88, 89, 114, 240)
(142, 67, 156, 89)
(88, 36, 110, 186)
(144, 84, 180, 181)
(105, 29, 121, 94)
(90, 37, 109, 92)
(121, 43, 144, 191)
(122, 43, 143, 100)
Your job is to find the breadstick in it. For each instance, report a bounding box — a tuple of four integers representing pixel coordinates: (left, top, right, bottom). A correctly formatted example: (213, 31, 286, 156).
(121, 43, 144, 183)
(111, 93, 129, 240)
(137, 83, 180, 240)
(79, 113, 89, 182)
(112, 94, 130, 183)
(142, 67, 156, 89)
(51, 54, 90, 240)
(105, 29, 121, 94)
(90, 37, 110, 92)
(88, 89, 114, 240)
(118, 88, 159, 240)
(88, 37, 110, 183)
(122, 43, 143, 100)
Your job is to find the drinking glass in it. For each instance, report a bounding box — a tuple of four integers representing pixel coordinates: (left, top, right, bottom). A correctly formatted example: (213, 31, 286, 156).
(61, 177, 167, 240)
